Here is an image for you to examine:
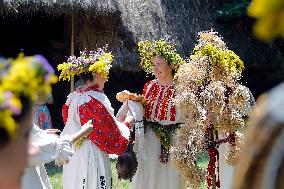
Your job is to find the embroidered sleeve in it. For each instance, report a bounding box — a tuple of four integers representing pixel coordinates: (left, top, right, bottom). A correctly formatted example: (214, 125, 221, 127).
(142, 80, 153, 96)
(79, 97, 128, 155)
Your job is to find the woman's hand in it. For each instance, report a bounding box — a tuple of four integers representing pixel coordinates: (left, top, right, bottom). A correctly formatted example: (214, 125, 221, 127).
(80, 120, 94, 137)
(69, 120, 93, 144)
(124, 115, 135, 131)
(116, 101, 129, 122)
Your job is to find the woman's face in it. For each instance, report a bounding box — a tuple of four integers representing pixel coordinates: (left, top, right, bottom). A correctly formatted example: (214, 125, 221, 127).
(0, 109, 32, 188)
(152, 57, 173, 81)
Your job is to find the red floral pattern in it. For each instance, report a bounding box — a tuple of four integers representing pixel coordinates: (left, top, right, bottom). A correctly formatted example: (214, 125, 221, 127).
(62, 89, 129, 155)
(78, 97, 128, 155)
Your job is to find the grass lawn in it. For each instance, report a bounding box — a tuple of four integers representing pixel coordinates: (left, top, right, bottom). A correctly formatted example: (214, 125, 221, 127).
(47, 153, 208, 189)
(46, 160, 130, 189)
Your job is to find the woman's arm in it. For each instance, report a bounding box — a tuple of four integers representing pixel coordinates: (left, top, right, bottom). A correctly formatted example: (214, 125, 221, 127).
(28, 122, 93, 166)
(116, 101, 129, 122)
(69, 120, 93, 144)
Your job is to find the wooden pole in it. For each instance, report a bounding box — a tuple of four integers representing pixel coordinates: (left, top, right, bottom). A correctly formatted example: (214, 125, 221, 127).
(70, 13, 75, 92)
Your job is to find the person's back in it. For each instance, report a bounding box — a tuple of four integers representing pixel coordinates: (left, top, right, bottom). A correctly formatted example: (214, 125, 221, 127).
(58, 48, 133, 189)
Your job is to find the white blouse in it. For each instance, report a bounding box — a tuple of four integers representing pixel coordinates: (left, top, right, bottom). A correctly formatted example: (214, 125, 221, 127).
(21, 124, 74, 189)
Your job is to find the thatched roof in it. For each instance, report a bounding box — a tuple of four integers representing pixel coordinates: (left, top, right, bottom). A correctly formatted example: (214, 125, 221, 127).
(0, 0, 118, 16)
(0, 0, 283, 81)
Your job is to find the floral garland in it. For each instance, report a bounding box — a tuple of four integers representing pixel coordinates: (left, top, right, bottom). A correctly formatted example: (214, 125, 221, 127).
(138, 39, 186, 76)
(171, 30, 253, 189)
(57, 47, 113, 81)
(0, 54, 57, 139)
(144, 120, 181, 163)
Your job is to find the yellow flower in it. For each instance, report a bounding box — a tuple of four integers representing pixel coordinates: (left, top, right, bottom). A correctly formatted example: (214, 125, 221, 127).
(0, 110, 17, 139)
(248, 0, 284, 41)
(0, 54, 57, 140)
(58, 50, 113, 80)
(138, 39, 185, 76)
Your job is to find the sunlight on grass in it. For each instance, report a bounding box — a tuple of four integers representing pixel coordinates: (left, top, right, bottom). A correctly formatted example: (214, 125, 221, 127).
(46, 163, 63, 189)
(47, 154, 209, 189)
(47, 161, 130, 189)
(111, 160, 131, 189)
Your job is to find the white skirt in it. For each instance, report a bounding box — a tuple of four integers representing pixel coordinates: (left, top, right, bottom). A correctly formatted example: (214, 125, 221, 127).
(63, 140, 112, 189)
(130, 129, 186, 189)
(219, 142, 235, 189)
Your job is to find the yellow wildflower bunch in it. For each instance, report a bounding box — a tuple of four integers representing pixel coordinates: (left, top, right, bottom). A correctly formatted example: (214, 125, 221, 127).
(138, 39, 186, 76)
(248, 0, 284, 41)
(192, 43, 244, 80)
(88, 52, 113, 79)
(0, 54, 57, 139)
(191, 31, 245, 81)
(57, 47, 113, 80)
(57, 62, 77, 81)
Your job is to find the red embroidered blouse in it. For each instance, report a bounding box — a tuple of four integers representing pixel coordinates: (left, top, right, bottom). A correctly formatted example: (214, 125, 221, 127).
(62, 86, 129, 155)
(143, 80, 178, 123)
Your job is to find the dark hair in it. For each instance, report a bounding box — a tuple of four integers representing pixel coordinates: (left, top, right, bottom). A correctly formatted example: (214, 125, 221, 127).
(79, 72, 94, 83)
(116, 145, 138, 181)
(0, 95, 32, 149)
(0, 128, 9, 149)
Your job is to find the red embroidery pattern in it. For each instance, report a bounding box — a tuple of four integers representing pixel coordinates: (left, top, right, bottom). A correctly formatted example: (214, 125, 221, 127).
(153, 87, 165, 120)
(62, 104, 69, 124)
(78, 97, 128, 155)
(145, 84, 159, 120)
(169, 97, 176, 121)
(159, 86, 173, 120)
(143, 80, 177, 122)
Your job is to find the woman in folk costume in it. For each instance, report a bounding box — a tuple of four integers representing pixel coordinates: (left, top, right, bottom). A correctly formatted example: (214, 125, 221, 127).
(22, 121, 93, 189)
(130, 39, 187, 189)
(0, 54, 56, 189)
(57, 48, 133, 189)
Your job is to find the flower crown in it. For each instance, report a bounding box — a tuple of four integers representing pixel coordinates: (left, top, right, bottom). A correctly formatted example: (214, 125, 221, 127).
(0, 54, 57, 140)
(57, 47, 113, 81)
(138, 39, 186, 76)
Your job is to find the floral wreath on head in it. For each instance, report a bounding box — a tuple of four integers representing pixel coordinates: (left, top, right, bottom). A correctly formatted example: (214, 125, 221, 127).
(138, 38, 186, 76)
(57, 46, 113, 81)
(0, 54, 57, 140)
